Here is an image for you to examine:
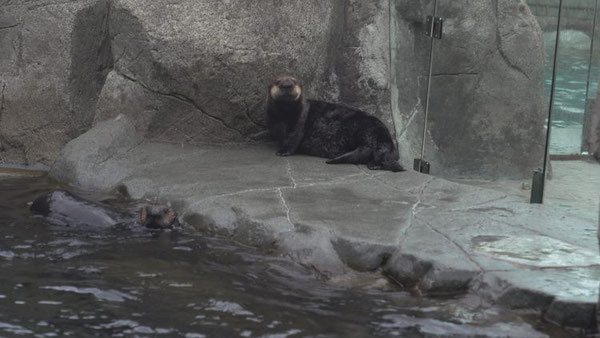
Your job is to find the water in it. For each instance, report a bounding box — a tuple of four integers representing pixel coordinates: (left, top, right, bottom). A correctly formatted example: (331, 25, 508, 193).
(0, 176, 574, 337)
(543, 30, 599, 155)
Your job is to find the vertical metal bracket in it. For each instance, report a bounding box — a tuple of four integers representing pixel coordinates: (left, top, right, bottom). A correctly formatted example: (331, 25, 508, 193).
(425, 16, 444, 39)
(414, 158, 431, 174)
(530, 168, 544, 204)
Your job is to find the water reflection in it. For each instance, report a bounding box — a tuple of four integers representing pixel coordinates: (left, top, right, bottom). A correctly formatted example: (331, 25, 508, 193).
(0, 177, 573, 337)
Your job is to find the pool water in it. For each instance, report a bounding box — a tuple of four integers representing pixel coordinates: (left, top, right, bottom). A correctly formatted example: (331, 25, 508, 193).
(0, 176, 573, 337)
(544, 30, 599, 155)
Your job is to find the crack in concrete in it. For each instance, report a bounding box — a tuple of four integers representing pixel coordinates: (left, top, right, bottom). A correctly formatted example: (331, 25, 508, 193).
(182, 167, 377, 208)
(285, 159, 297, 188)
(449, 194, 509, 212)
(277, 187, 295, 228)
(399, 177, 436, 244)
(116, 71, 246, 138)
(420, 217, 485, 272)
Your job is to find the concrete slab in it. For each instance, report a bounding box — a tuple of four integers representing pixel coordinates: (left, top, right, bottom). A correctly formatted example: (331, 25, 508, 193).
(49, 116, 600, 330)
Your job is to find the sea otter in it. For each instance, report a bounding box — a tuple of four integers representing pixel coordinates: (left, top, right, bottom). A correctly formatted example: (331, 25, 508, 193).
(30, 190, 180, 230)
(266, 76, 404, 172)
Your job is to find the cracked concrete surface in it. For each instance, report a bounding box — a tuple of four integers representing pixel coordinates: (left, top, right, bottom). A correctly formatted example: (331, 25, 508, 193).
(50, 116, 600, 330)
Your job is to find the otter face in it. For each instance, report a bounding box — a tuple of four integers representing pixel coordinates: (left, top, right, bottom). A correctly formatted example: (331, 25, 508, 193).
(269, 76, 302, 102)
(140, 205, 180, 230)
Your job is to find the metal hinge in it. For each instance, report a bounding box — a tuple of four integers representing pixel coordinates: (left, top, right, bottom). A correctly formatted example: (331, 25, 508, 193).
(425, 16, 444, 39)
(413, 158, 431, 174)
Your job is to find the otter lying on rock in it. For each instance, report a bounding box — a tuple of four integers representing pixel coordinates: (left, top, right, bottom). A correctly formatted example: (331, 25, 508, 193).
(30, 190, 180, 230)
(266, 76, 405, 172)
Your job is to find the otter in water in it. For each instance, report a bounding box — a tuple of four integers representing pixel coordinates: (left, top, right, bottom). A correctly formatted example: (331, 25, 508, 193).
(266, 76, 404, 172)
(30, 190, 180, 230)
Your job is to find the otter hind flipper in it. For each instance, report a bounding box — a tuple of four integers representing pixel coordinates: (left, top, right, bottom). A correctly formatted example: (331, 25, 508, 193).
(368, 160, 405, 172)
(326, 147, 372, 165)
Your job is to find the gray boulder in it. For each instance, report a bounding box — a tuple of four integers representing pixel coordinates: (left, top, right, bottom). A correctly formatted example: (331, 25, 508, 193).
(0, 0, 111, 164)
(49, 114, 141, 191)
(95, 0, 394, 145)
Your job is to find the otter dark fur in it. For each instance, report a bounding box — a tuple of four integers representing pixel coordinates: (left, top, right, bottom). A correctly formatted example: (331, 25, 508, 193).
(266, 76, 404, 172)
(30, 190, 180, 230)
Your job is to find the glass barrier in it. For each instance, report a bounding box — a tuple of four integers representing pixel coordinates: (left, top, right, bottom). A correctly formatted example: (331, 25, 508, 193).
(534, 0, 600, 218)
(413, 0, 547, 195)
(390, 0, 599, 220)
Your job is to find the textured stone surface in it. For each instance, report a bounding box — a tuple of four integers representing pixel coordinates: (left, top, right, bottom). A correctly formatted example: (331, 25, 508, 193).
(49, 115, 141, 190)
(390, 0, 547, 179)
(50, 117, 599, 330)
(0, 0, 111, 164)
(1, 0, 548, 182)
(0, 0, 394, 165)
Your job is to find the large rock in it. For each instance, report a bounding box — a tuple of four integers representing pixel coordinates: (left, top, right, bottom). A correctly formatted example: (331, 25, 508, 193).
(94, 0, 394, 145)
(0, 0, 111, 164)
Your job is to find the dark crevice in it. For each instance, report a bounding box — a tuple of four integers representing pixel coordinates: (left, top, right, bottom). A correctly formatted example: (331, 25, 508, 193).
(0, 23, 19, 30)
(116, 71, 246, 137)
(68, 0, 113, 138)
(0, 82, 5, 114)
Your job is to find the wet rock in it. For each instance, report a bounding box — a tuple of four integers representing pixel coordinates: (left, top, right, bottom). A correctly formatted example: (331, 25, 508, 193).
(544, 299, 597, 331)
(50, 115, 141, 191)
(384, 253, 433, 288)
(497, 287, 555, 310)
(331, 238, 396, 272)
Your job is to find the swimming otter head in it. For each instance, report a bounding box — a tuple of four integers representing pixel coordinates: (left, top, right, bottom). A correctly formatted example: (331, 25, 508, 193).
(140, 205, 180, 230)
(269, 76, 303, 102)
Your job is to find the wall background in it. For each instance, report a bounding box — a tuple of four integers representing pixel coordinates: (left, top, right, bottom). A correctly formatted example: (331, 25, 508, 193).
(0, 0, 547, 179)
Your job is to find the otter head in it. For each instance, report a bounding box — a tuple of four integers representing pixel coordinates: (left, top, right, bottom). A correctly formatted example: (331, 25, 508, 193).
(140, 204, 181, 230)
(269, 76, 303, 102)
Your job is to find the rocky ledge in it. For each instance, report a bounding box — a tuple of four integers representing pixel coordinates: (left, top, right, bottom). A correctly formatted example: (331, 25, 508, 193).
(50, 116, 599, 332)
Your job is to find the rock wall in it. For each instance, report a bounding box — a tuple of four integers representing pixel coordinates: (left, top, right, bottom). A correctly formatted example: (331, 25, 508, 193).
(391, 0, 548, 179)
(1, 0, 547, 179)
(0, 0, 111, 164)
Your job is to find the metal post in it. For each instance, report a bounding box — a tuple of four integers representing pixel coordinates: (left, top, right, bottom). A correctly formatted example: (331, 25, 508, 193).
(414, 0, 438, 174)
(388, 0, 400, 150)
(582, 0, 599, 154)
(533, 0, 564, 204)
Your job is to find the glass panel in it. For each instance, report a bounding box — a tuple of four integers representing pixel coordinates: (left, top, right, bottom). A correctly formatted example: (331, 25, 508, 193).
(388, 0, 435, 170)
(421, 0, 548, 198)
(541, 0, 600, 218)
(546, 0, 595, 155)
